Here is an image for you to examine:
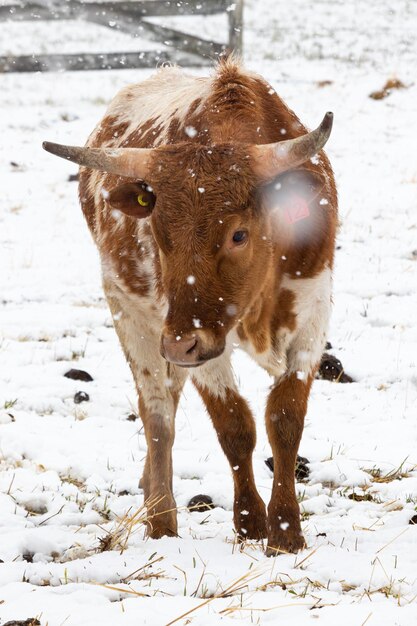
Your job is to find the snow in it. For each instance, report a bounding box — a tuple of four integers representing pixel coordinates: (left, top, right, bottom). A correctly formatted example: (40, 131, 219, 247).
(1, 0, 417, 624)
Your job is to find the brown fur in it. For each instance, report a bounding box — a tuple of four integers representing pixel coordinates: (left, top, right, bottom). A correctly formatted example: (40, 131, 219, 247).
(195, 382, 267, 539)
(265, 372, 315, 555)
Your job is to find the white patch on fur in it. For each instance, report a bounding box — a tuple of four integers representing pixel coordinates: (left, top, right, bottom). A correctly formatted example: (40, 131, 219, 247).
(135, 220, 158, 293)
(282, 266, 332, 379)
(190, 336, 237, 400)
(98, 217, 158, 300)
(103, 275, 183, 418)
(239, 332, 290, 380)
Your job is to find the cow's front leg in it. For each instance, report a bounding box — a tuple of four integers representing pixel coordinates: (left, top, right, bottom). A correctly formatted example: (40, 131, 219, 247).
(265, 372, 313, 556)
(192, 361, 267, 540)
(104, 286, 186, 539)
(136, 366, 186, 538)
(138, 393, 178, 538)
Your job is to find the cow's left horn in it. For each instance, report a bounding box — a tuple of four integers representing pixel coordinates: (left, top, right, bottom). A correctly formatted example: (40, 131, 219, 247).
(42, 142, 153, 179)
(251, 112, 333, 182)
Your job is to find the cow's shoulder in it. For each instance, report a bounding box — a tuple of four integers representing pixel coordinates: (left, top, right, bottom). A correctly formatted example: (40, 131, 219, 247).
(238, 266, 332, 379)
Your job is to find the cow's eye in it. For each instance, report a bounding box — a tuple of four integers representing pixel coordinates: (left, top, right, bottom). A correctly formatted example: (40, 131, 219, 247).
(232, 230, 248, 245)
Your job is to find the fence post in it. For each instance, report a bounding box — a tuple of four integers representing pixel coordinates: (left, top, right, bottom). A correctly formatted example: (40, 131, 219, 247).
(228, 0, 244, 56)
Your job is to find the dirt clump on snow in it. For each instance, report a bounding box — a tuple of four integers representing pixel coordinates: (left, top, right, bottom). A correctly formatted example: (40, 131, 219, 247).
(64, 368, 93, 382)
(369, 77, 406, 100)
(316, 80, 333, 88)
(74, 390, 90, 404)
(265, 455, 310, 481)
(348, 492, 374, 502)
(317, 353, 353, 383)
(4, 620, 41, 626)
(187, 494, 214, 512)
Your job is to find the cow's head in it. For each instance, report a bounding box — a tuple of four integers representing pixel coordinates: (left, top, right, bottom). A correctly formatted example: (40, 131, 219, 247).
(43, 112, 332, 367)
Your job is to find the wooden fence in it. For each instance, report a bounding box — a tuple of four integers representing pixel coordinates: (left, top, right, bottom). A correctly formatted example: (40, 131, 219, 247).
(0, 0, 243, 72)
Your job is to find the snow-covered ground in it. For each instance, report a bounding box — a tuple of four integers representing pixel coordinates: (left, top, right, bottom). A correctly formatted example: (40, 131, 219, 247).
(1, 1, 417, 624)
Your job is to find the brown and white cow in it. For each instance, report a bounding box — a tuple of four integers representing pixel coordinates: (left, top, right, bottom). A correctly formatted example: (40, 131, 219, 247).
(43, 58, 337, 556)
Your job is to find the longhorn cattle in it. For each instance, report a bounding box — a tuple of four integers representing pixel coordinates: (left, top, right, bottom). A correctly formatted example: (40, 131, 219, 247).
(43, 57, 337, 556)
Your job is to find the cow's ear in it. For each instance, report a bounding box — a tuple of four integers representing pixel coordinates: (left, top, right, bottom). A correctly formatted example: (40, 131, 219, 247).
(261, 169, 326, 224)
(106, 182, 156, 218)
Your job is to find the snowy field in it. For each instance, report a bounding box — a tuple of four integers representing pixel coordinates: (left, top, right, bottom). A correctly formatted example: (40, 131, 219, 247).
(1, 0, 417, 624)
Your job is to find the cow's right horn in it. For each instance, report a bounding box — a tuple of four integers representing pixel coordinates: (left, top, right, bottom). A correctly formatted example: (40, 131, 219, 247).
(42, 142, 153, 180)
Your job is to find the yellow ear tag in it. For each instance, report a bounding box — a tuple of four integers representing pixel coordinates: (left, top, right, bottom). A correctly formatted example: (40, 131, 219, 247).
(137, 194, 149, 207)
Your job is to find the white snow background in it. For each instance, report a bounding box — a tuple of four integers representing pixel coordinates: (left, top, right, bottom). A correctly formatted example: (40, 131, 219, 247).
(1, 0, 417, 624)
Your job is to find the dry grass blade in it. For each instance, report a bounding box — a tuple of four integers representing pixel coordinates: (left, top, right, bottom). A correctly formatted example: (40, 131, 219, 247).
(360, 612, 373, 626)
(220, 600, 336, 616)
(191, 565, 206, 598)
(165, 566, 267, 626)
(294, 547, 320, 569)
(375, 527, 410, 554)
(121, 556, 165, 583)
(90, 553, 167, 597)
(165, 595, 215, 625)
(93, 582, 149, 597)
(96, 495, 164, 554)
(38, 505, 65, 526)
(364, 458, 414, 484)
(254, 574, 324, 594)
(255, 578, 287, 593)
(217, 569, 266, 598)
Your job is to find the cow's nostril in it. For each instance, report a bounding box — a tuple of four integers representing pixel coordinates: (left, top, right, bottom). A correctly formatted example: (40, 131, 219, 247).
(185, 339, 198, 354)
(161, 334, 201, 365)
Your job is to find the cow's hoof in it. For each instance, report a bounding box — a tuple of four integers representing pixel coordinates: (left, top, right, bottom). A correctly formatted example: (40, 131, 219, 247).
(237, 520, 267, 542)
(146, 496, 178, 538)
(265, 531, 306, 556)
(147, 523, 178, 539)
(146, 510, 178, 539)
(235, 496, 267, 540)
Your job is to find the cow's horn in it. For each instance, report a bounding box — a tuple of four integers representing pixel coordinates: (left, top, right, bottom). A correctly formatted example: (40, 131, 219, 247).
(251, 112, 333, 182)
(42, 142, 153, 179)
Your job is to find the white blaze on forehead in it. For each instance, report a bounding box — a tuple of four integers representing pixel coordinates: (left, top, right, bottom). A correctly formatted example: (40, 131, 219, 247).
(94, 66, 214, 149)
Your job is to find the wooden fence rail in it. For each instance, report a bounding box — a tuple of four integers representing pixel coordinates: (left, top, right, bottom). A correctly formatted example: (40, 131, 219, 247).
(0, 0, 243, 72)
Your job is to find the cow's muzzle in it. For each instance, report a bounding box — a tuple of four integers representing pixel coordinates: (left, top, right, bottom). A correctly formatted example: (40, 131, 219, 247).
(160, 332, 224, 367)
